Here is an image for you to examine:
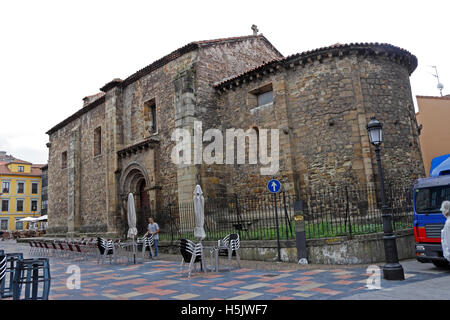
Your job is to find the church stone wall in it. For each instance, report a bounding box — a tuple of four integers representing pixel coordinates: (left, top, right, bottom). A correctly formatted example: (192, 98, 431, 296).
(47, 101, 107, 234)
(46, 38, 425, 237)
(216, 48, 425, 196)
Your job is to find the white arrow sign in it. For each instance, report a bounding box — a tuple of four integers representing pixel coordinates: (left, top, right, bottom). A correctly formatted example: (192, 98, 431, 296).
(271, 182, 277, 191)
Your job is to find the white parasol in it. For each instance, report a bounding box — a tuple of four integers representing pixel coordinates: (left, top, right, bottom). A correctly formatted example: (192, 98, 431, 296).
(193, 185, 205, 241)
(127, 193, 138, 263)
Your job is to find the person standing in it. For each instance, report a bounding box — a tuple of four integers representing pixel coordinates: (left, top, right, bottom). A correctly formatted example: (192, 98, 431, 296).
(144, 217, 159, 259)
(441, 201, 450, 262)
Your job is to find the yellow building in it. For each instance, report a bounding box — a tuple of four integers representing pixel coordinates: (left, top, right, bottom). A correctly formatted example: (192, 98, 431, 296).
(0, 157, 44, 231)
(416, 95, 450, 175)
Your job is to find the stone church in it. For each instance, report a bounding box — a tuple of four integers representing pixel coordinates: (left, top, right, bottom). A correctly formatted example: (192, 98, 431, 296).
(45, 31, 424, 236)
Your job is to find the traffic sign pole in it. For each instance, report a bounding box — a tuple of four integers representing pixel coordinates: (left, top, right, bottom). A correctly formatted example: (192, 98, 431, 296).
(267, 179, 282, 262)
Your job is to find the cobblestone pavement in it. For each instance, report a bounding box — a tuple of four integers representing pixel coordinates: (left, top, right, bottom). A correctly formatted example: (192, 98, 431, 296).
(1, 240, 449, 300)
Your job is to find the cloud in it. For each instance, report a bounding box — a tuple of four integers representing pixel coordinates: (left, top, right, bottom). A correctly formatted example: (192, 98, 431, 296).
(0, 134, 48, 164)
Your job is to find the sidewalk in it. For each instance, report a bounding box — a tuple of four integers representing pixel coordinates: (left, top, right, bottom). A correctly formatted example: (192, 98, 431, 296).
(1, 240, 449, 300)
(343, 260, 450, 300)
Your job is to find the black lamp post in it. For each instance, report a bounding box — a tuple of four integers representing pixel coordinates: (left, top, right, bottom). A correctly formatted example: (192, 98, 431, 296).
(366, 117, 405, 281)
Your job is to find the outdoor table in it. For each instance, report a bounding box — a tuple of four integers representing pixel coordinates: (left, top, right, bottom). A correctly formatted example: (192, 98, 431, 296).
(13, 258, 51, 300)
(118, 241, 139, 264)
(206, 243, 240, 272)
(203, 246, 220, 272)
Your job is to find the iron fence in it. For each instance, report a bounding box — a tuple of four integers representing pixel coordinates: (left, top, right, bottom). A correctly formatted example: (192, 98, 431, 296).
(153, 183, 414, 242)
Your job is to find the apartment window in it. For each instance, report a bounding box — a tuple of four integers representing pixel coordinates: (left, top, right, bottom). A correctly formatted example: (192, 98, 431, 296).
(2, 181, 10, 193)
(31, 182, 39, 194)
(18, 166, 24, 172)
(0, 219, 8, 231)
(61, 151, 67, 169)
(1, 199, 9, 212)
(16, 199, 24, 212)
(17, 182, 24, 194)
(15, 219, 24, 231)
(94, 127, 102, 156)
(144, 99, 157, 134)
(31, 199, 38, 212)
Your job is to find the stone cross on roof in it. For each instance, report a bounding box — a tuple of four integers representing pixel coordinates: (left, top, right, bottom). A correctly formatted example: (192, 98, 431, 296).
(251, 24, 259, 36)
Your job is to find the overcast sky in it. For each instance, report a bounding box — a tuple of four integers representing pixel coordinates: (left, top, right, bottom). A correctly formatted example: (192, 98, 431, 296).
(1, 0, 448, 164)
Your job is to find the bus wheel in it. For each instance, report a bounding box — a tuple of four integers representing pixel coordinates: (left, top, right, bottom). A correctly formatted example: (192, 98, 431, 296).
(432, 260, 450, 269)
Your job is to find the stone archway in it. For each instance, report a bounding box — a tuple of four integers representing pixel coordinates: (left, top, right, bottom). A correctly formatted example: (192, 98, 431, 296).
(119, 162, 152, 236)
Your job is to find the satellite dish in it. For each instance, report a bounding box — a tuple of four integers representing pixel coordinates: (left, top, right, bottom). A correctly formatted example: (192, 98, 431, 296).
(437, 83, 444, 90)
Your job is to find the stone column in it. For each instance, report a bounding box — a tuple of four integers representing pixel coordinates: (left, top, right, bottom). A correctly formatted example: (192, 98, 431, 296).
(173, 66, 199, 231)
(273, 76, 297, 194)
(350, 60, 376, 207)
(174, 67, 198, 203)
(102, 79, 123, 236)
(68, 125, 81, 234)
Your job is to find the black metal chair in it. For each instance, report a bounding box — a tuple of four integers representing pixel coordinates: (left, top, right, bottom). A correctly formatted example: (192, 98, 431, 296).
(0, 253, 24, 298)
(179, 239, 206, 278)
(97, 237, 116, 264)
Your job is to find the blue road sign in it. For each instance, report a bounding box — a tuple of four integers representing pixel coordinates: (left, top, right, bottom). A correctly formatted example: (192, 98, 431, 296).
(267, 179, 281, 193)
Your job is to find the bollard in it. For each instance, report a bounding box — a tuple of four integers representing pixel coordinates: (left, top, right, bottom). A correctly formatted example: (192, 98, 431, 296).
(1, 253, 24, 298)
(13, 258, 51, 300)
(294, 200, 308, 264)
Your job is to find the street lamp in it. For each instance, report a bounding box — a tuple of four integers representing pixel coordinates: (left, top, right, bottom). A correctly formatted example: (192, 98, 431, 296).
(367, 117, 405, 281)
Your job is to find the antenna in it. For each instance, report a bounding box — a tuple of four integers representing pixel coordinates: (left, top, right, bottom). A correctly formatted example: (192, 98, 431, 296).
(431, 66, 444, 97)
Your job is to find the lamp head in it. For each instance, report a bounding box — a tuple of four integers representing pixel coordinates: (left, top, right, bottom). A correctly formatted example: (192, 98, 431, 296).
(366, 117, 383, 146)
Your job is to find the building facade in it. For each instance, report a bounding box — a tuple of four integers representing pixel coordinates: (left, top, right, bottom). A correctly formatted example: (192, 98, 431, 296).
(46, 34, 425, 237)
(0, 154, 43, 231)
(41, 164, 48, 216)
(416, 95, 450, 175)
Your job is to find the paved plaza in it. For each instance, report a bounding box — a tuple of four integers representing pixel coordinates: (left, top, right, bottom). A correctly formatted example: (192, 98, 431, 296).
(1, 240, 449, 300)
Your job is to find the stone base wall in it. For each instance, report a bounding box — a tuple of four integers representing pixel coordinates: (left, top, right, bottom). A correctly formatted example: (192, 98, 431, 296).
(25, 229, 414, 265)
(158, 229, 415, 265)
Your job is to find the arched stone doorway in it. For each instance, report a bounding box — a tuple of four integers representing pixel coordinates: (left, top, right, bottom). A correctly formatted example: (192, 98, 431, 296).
(120, 163, 152, 236)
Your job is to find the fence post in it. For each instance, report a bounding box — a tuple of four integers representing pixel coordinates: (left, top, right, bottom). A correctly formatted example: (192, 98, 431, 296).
(345, 186, 352, 239)
(389, 182, 396, 231)
(234, 194, 242, 238)
(168, 201, 174, 245)
(282, 191, 293, 239)
(273, 193, 281, 262)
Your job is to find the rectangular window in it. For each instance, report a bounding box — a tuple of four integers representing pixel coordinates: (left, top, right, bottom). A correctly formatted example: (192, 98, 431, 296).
(31, 199, 38, 212)
(61, 151, 67, 169)
(18, 166, 24, 172)
(0, 219, 8, 231)
(16, 199, 24, 212)
(249, 83, 274, 110)
(257, 90, 273, 107)
(15, 219, 23, 231)
(2, 181, 10, 193)
(17, 182, 24, 194)
(31, 182, 39, 194)
(94, 127, 102, 156)
(1, 199, 9, 212)
(144, 99, 157, 134)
